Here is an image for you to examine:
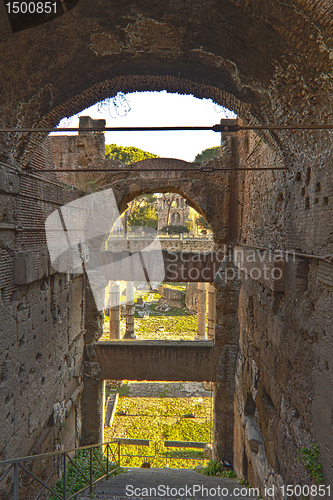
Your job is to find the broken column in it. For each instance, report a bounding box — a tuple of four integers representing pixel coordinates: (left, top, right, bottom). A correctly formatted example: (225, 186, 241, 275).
(109, 282, 120, 339)
(196, 282, 207, 340)
(207, 283, 216, 340)
(124, 281, 136, 339)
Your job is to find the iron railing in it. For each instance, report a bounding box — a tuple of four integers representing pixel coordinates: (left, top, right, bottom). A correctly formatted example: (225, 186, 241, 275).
(0, 440, 121, 500)
(0, 439, 209, 499)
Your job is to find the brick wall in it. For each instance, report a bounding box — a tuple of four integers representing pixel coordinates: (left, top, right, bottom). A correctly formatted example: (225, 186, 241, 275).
(0, 163, 84, 480)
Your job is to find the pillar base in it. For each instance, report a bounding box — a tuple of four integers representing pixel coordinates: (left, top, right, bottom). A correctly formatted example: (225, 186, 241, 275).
(195, 335, 207, 341)
(123, 333, 137, 339)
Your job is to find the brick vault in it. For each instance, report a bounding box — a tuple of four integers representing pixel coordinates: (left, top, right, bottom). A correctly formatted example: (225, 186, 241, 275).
(1, 1, 333, 497)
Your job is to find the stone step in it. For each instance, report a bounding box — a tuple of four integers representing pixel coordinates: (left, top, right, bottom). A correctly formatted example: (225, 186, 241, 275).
(77, 467, 260, 499)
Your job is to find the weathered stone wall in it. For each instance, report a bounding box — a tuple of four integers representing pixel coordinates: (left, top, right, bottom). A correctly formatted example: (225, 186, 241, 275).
(0, 163, 85, 471)
(232, 136, 333, 494)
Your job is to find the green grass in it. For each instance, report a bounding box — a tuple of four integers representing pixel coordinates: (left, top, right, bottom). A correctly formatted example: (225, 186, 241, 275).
(49, 448, 121, 500)
(199, 460, 236, 478)
(105, 397, 213, 468)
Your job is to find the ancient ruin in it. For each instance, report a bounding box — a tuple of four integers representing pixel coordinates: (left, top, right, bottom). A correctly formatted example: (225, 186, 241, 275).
(1, 0, 333, 497)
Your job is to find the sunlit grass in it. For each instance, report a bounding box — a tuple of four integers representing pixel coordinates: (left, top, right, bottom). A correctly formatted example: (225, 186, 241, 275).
(104, 397, 213, 468)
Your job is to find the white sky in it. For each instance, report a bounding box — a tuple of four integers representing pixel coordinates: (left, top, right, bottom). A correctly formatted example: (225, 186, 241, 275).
(55, 91, 236, 162)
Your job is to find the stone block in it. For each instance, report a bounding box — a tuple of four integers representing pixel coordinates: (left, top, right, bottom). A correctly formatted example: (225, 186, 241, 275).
(158, 284, 185, 301)
(14, 250, 49, 285)
(245, 418, 264, 453)
(185, 282, 198, 311)
(0, 168, 19, 194)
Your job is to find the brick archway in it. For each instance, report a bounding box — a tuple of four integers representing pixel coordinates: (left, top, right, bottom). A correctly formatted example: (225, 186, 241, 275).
(2, 0, 331, 167)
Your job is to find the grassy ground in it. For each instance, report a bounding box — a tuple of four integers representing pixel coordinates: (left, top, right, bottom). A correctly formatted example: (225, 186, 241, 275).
(104, 395, 213, 468)
(101, 283, 197, 341)
(102, 284, 211, 468)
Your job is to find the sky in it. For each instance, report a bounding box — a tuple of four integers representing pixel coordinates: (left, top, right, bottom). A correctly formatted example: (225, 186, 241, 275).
(55, 91, 236, 162)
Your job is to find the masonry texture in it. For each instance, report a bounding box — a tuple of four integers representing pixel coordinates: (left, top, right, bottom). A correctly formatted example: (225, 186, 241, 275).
(1, 1, 333, 498)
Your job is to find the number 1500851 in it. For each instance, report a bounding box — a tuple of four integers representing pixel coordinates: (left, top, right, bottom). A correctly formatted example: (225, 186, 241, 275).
(5, 2, 57, 14)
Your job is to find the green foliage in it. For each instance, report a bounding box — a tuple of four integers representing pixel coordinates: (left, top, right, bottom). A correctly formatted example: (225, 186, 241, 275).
(297, 444, 325, 484)
(200, 460, 236, 478)
(161, 224, 190, 234)
(105, 143, 158, 164)
(134, 313, 197, 340)
(127, 194, 158, 228)
(115, 384, 130, 397)
(185, 220, 195, 232)
(194, 146, 220, 163)
(162, 418, 212, 442)
(49, 448, 121, 500)
(127, 204, 158, 228)
(195, 216, 210, 230)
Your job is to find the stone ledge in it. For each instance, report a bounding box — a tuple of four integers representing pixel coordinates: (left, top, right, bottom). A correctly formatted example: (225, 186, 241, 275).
(0, 168, 19, 194)
(95, 340, 217, 382)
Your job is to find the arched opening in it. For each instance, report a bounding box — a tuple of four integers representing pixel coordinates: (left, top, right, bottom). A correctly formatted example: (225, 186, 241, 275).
(97, 190, 216, 343)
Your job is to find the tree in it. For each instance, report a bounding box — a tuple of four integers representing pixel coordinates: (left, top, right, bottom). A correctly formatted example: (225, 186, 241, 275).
(105, 144, 158, 163)
(127, 194, 158, 228)
(195, 216, 210, 234)
(185, 220, 195, 232)
(160, 193, 177, 226)
(194, 146, 220, 163)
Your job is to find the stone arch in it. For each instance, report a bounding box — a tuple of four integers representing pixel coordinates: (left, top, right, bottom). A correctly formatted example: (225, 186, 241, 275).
(94, 158, 229, 244)
(5, 0, 331, 166)
(15, 74, 284, 169)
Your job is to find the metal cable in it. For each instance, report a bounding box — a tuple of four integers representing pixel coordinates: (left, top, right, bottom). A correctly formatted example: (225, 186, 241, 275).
(24, 166, 286, 173)
(1, 122, 333, 133)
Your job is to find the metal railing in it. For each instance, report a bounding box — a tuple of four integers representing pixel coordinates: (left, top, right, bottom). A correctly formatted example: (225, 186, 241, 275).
(0, 439, 209, 499)
(0, 440, 121, 500)
(118, 439, 209, 468)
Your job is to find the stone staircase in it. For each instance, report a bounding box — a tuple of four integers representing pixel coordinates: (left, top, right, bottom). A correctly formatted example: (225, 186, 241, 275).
(78, 467, 260, 499)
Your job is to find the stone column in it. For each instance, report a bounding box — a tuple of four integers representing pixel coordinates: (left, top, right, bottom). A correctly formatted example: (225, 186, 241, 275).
(207, 283, 216, 340)
(124, 281, 136, 339)
(109, 282, 120, 339)
(196, 282, 207, 340)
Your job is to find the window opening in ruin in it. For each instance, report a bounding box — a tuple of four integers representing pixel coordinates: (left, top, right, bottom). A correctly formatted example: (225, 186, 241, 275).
(100, 192, 216, 343)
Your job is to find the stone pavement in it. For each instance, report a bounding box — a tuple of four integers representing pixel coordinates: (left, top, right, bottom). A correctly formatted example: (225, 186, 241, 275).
(78, 467, 259, 500)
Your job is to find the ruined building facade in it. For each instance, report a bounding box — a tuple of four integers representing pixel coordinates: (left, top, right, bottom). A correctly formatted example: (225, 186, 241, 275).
(1, 0, 333, 497)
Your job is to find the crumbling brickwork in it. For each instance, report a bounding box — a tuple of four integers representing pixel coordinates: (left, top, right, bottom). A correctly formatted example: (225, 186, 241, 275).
(0, 158, 84, 475)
